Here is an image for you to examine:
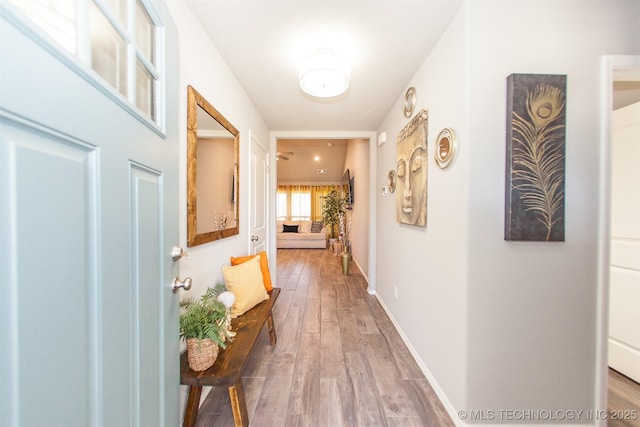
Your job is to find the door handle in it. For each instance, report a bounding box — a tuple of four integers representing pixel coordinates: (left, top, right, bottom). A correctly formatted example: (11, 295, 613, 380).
(251, 235, 259, 242)
(172, 277, 192, 293)
(171, 246, 188, 261)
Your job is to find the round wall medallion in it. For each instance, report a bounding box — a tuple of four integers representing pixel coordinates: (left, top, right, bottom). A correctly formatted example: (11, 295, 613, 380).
(403, 87, 416, 118)
(434, 128, 458, 169)
(388, 170, 397, 193)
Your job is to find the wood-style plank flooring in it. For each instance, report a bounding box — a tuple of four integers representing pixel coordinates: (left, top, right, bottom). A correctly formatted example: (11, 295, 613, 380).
(194, 248, 455, 426)
(608, 368, 640, 427)
(192, 248, 640, 427)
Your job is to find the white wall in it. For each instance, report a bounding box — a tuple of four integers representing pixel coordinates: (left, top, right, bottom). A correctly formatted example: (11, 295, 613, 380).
(166, 1, 270, 297)
(344, 139, 370, 279)
(376, 5, 469, 412)
(376, 1, 640, 424)
(165, 0, 271, 414)
(465, 1, 638, 417)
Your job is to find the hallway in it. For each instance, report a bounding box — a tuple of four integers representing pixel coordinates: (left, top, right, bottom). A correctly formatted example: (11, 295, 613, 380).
(189, 248, 640, 426)
(194, 248, 455, 426)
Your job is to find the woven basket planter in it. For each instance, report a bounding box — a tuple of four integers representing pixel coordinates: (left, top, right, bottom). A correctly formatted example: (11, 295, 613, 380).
(186, 338, 219, 371)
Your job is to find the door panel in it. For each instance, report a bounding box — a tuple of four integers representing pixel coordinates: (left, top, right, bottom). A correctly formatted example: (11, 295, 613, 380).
(0, 2, 179, 425)
(250, 132, 268, 254)
(0, 119, 99, 426)
(608, 100, 640, 383)
(130, 163, 163, 426)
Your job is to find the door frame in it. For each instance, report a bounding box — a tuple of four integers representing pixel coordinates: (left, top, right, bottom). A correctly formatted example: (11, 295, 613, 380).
(268, 131, 377, 293)
(595, 54, 640, 426)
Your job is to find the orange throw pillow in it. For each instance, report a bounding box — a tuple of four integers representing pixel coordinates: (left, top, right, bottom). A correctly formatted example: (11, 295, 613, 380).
(230, 251, 273, 292)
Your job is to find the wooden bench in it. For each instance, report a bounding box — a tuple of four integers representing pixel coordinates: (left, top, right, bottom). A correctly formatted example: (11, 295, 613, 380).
(180, 287, 280, 427)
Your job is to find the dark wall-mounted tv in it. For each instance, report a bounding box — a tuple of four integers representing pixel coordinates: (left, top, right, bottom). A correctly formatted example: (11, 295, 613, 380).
(343, 168, 354, 206)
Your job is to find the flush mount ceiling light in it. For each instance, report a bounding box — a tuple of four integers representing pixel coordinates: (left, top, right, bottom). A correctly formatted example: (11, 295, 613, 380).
(299, 49, 350, 98)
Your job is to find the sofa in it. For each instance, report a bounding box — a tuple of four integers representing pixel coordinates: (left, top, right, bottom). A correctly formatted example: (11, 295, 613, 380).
(276, 220, 327, 249)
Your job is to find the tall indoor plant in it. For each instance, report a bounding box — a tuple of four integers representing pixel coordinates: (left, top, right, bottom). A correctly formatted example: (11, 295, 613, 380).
(322, 187, 346, 239)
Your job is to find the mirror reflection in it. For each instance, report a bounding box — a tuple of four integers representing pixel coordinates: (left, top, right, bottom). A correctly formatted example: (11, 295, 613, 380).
(438, 138, 450, 157)
(187, 85, 239, 246)
(434, 127, 457, 169)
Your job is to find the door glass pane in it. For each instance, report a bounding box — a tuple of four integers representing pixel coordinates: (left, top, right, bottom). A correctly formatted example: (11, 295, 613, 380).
(135, 1, 154, 64)
(90, 3, 127, 97)
(136, 59, 155, 121)
(103, 0, 127, 29)
(10, 0, 162, 128)
(8, 0, 77, 54)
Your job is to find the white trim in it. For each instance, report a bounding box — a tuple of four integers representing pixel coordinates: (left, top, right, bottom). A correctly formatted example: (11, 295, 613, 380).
(368, 133, 377, 294)
(596, 54, 640, 427)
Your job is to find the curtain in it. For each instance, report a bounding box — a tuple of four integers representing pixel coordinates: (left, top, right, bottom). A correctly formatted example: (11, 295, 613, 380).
(277, 184, 339, 222)
(311, 185, 334, 221)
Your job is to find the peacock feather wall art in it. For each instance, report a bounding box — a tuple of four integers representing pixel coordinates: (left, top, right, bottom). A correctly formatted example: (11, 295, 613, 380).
(505, 74, 567, 241)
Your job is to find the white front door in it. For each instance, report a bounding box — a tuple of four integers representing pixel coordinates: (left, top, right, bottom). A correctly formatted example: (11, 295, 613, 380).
(249, 131, 269, 255)
(608, 99, 640, 383)
(0, 2, 180, 425)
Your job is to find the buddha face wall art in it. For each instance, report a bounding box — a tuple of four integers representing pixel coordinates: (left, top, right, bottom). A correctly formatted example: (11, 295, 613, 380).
(397, 109, 428, 227)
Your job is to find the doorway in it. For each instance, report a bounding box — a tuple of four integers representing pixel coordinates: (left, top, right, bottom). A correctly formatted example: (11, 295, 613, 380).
(597, 55, 640, 423)
(269, 131, 377, 294)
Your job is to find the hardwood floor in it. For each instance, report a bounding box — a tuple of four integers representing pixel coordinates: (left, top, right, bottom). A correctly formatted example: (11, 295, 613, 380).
(194, 248, 454, 427)
(608, 368, 640, 427)
(192, 248, 640, 427)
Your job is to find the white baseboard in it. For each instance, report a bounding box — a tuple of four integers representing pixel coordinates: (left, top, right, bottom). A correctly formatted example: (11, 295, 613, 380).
(373, 293, 464, 426)
(351, 257, 375, 294)
(373, 294, 597, 427)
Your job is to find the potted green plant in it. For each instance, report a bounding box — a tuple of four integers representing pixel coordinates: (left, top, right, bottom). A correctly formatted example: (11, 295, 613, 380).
(180, 284, 233, 371)
(321, 187, 346, 239)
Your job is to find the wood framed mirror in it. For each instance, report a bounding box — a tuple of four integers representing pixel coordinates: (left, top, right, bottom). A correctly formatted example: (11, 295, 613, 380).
(187, 85, 239, 246)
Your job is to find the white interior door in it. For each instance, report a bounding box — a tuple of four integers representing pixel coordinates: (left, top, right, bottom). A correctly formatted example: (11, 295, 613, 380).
(608, 100, 640, 383)
(249, 131, 269, 255)
(0, 2, 180, 425)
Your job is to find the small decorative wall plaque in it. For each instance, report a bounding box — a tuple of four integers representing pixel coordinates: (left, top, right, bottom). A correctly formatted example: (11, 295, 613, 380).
(403, 87, 416, 118)
(434, 128, 457, 169)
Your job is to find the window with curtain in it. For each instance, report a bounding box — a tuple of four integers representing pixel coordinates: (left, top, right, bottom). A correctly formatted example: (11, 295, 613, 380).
(276, 191, 287, 221)
(290, 192, 311, 221)
(277, 184, 338, 222)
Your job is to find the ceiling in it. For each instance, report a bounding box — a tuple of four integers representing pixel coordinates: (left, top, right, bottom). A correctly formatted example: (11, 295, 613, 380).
(185, 2, 640, 183)
(276, 138, 353, 183)
(186, 0, 463, 132)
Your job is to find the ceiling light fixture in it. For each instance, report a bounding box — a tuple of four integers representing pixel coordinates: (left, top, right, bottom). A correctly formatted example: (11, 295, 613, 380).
(299, 49, 350, 98)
